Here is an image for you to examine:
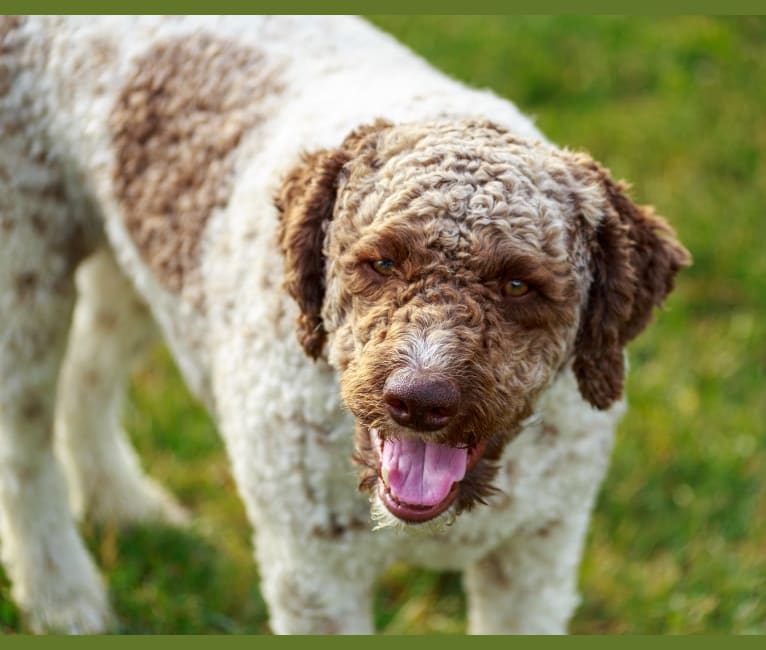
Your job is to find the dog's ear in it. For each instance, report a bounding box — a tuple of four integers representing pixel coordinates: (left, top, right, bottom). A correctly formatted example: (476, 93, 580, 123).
(276, 120, 393, 359)
(276, 148, 350, 359)
(572, 165, 691, 410)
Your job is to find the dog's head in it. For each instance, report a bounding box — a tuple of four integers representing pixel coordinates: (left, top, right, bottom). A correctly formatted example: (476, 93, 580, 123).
(276, 120, 689, 527)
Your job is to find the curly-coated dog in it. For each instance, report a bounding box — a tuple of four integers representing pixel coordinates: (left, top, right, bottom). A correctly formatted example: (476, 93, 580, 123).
(0, 16, 689, 633)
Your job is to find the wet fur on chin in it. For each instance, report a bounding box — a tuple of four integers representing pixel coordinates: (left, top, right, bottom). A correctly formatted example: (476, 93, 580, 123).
(369, 492, 457, 535)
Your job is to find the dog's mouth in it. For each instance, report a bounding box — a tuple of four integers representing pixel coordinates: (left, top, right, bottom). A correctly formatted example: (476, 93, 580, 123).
(370, 428, 489, 523)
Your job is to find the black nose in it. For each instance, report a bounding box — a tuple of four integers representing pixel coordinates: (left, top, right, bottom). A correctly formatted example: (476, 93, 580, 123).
(383, 372, 460, 432)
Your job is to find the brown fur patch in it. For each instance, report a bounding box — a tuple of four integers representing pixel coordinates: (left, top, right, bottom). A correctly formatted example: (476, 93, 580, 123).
(30, 212, 48, 235)
(276, 574, 342, 634)
(21, 399, 44, 422)
(14, 272, 38, 301)
(535, 519, 562, 538)
(311, 514, 368, 540)
(474, 553, 512, 589)
(111, 34, 282, 292)
(541, 423, 559, 439)
(0, 16, 22, 40)
(95, 310, 118, 331)
(0, 16, 24, 96)
(82, 368, 101, 387)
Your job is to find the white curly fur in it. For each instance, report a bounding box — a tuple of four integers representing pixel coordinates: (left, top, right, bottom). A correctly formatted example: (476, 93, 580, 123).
(0, 16, 648, 634)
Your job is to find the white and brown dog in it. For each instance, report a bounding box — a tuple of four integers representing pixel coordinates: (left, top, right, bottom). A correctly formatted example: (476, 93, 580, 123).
(0, 16, 689, 633)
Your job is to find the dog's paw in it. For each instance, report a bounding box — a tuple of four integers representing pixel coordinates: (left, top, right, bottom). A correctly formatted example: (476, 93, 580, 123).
(86, 477, 190, 528)
(26, 596, 114, 635)
(18, 569, 114, 634)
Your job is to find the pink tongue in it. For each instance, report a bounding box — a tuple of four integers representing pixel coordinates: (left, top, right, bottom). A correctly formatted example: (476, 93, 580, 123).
(381, 437, 468, 507)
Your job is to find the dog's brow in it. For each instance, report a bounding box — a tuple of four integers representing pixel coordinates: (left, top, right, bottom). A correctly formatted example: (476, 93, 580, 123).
(470, 249, 571, 298)
(348, 228, 424, 264)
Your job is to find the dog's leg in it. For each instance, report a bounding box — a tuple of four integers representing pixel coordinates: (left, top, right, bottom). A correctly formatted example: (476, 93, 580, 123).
(254, 528, 376, 634)
(55, 249, 188, 527)
(0, 200, 112, 632)
(463, 513, 592, 634)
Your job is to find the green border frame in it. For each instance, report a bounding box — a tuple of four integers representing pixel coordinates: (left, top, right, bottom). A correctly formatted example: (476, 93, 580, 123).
(2, 633, 765, 645)
(4, 1, 766, 15)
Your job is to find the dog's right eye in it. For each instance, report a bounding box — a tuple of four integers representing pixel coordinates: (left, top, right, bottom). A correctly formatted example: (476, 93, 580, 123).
(370, 259, 395, 277)
(501, 279, 530, 298)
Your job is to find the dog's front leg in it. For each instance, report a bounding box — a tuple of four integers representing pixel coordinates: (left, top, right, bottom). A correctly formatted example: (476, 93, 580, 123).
(253, 526, 376, 634)
(55, 249, 188, 527)
(0, 192, 112, 632)
(463, 513, 593, 634)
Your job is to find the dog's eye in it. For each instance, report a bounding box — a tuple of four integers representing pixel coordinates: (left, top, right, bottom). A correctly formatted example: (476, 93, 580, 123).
(501, 279, 530, 298)
(370, 259, 395, 277)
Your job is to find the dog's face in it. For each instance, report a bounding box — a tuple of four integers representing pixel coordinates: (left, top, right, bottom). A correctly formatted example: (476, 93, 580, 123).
(276, 120, 689, 526)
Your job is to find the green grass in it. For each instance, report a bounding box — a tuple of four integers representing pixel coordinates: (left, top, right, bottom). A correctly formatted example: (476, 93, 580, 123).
(1, 16, 764, 634)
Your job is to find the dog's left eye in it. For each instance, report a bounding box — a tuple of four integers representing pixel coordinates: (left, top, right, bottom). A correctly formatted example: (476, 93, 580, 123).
(370, 259, 395, 276)
(501, 279, 530, 298)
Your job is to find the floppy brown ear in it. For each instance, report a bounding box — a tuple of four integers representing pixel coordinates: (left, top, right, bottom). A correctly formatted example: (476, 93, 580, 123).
(275, 149, 350, 359)
(275, 120, 393, 359)
(573, 172, 691, 410)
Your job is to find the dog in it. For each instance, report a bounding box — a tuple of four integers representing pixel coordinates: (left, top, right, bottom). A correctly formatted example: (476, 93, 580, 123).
(0, 15, 689, 633)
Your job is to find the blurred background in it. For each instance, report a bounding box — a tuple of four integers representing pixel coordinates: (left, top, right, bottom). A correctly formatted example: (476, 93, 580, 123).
(1, 15, 763, 633)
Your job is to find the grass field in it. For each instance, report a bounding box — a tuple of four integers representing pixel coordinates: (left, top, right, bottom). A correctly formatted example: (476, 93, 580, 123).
(1, 16, 764, 634)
